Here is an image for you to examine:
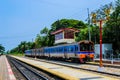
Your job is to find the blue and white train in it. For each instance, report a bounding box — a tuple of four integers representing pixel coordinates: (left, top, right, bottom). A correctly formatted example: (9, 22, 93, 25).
(25, 40, 94, 63)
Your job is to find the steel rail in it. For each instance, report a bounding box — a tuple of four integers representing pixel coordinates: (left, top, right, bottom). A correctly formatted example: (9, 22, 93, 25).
(9, 57, 48, 80)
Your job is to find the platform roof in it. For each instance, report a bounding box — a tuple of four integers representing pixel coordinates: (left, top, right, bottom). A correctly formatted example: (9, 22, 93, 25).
(51, 28, 80, 35)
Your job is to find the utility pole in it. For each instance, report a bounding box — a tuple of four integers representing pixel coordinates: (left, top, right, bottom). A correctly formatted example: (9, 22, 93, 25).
(87, 8, 91, 41)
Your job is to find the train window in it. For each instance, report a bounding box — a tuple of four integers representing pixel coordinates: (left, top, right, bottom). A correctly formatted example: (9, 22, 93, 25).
(80, 44, 93, 51)
(58, 48, 60, 52)
(45, 50, 47, 53)
(69, 46, 74, 52)
(38, 50, 40, 53)
(57, 48, 59, 52)
(50, 49, 51, 53)
(46, 49, 48, 53)
(45, 49, 46, 53)
(52, 49, 54, 53)
(36, 50, 38, 54)
(75, 46, 78, 51)
(48, 49, 49, 53)
(56, 48, 58, 53)
(54, 48, 56, 52)
(53, 48, 56, 53)
(59, 47, 63, 52)
(71, 47, 74, 52)
(64, 47, 67, 52)
(51, 49, 53, 53)
(44, 49, 46, 53)
(55, 48, 58, 53)
(68, 47, 70, 52)
(54, 48, 56, 53)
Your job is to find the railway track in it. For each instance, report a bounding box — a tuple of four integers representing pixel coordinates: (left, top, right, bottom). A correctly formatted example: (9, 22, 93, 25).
(7, 56, 62, 80)
(25, 57, 120, 78)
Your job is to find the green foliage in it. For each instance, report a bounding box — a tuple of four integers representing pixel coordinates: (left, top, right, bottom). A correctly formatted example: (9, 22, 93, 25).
(88, 0, 120, 55)
(51, 19, 86, 31)
(91, 2, 113, 21)
(35, 27, 50, 48)
(90, 25, 99, 44)
(10, 41, 35, 54)
(9, 52, 25, 56)
(40, 27, 49, 35)
(0, 44, 5, 54)
(103, 0, 120, 54)
(76, 28, 88, 41)
(75, 24, 99, 43)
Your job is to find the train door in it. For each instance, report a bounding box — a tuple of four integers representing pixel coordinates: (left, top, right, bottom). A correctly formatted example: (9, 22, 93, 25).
(74, 45, 78, 57)
(64, 46, 68, 59)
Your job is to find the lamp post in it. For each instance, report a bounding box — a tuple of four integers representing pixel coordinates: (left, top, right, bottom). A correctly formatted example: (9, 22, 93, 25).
(91, 6, 112, 68)
(91, 13, 103, 68)
(99, 20, 103, 67)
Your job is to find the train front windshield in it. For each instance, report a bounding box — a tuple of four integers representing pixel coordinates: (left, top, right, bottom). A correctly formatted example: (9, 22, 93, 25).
(80, 43, 93, 51)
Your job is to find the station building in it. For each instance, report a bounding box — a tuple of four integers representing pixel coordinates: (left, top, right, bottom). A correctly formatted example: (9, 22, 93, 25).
(51, 28, 79, 45)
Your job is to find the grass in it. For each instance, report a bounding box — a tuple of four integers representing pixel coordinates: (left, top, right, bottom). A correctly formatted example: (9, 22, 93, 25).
(9, 53, 25, 57)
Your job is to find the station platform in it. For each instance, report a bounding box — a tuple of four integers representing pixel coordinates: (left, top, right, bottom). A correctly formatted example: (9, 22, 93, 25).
(94, 59, 120, 65)
(87, 61, 120, 68)
(11, 56, 119, 80)
(0, 55, 16, 80)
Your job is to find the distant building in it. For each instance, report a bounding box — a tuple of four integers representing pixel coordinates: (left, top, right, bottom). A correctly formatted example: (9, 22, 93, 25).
(51, 28, 79, 44)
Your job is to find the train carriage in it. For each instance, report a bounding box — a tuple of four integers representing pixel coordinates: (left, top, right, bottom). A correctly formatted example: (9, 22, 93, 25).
(78, 40, 94, 62)
(25, 40, 94, 63)
(25, 50, 32, 57)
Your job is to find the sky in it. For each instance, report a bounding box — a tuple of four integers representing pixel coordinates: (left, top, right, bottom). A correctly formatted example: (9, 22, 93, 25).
(0, 0, 115, 51)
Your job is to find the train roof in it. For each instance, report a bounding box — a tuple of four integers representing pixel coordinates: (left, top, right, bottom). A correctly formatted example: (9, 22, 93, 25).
(44, 43, 78, 49)
(44, 40, 94, 49)
(78, 40, 94, 44)
(26, 40, 94, 50)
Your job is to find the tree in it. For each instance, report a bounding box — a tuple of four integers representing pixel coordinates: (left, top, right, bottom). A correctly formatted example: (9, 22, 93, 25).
(35, 34, 41, 48)
(40, 27, 49, 35)
(104, 0, 120, 55)
(0, 44, 5, 54)
(35, 27, 50, 47)
(51, 19, 86, 32)
(10, 41, 35, 54)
